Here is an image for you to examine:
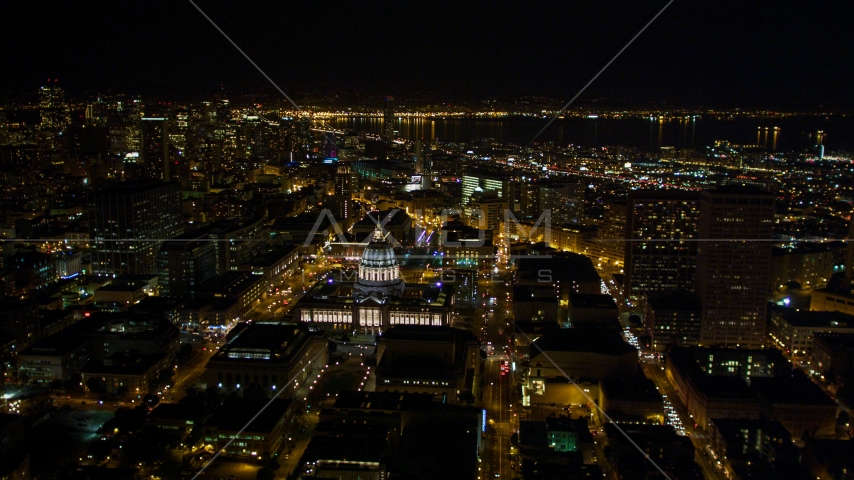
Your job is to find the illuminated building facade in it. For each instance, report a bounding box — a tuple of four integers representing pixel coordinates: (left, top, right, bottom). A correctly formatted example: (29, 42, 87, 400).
(697, 187, 775, 348)
(624, 190, 701, 297)
(295, 227, 455, 334)
(89, 180, 183, 276)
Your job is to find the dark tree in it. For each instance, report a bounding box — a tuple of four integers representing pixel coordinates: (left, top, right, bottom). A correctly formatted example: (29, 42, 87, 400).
(143, 393, 161, 408)
(256, 467, 275, 480)
(459, 392, 476, 406)
(243, 384, 267, 399)
(86, 377, 107, 395)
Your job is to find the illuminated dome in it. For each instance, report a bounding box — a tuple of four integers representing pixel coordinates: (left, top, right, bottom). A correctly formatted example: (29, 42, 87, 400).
(353, 227, 404, 302)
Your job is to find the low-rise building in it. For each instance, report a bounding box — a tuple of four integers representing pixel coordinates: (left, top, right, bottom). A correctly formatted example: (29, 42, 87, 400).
(148, 403, 213, 439)
(512, 285, 559, 323)
(240, 245, 300, 284)
(515, 252, 602, 300)
(752, 374, 838, 438)
(768, 308, 854, 359)
(812, 332, 854, 380)
(81, 352, 171, 396)
(603, 424, 701, 479)
(644, 291, 702, 352)
(17, 329, 92, 386)
(666, 347, 763, 430)
(375, 326, 480, 405)
(810, 288, 854, 317)
(598, 375, 664, 425)
(567, 293, 618, 326)
(771, 243, 838, 293)
(521, 329, 637, 408)
(707, 418, 805, 480)
(196, 271, 265, 320)
(203, 321, 328, 398)
(203, 397, 292, 460)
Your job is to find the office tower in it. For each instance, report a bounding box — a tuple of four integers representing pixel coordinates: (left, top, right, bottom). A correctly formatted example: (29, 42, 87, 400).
(157, 235, 217, 299)
(290, 117, 311, 155)
(38, 80, 67, 131)
(470, 194, 508, 234)
(383, 96, 395, 144)
(624, 190, 701, 297)
(461, 171, 516, 207)
(331, 164, 354, 222)
(414, 140, 423, 174)
(141, 117, 170, 180)
(697, 186, 775, 348)
(539, 181, 585, 224)
(590, 200, 627, 271)
(89, 180, 183, 276)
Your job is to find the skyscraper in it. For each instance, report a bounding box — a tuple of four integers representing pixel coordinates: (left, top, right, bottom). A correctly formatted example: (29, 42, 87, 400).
(696, 186, 775, 348)
(141, 117, 170, 180)
(383, 96, 395, 144)
(38, 79, 67, 131)
(89, 180, 183, 276)
(331, 164, 354, 223)
(538, 181, 585, 224)
(624, 190, 701, 297)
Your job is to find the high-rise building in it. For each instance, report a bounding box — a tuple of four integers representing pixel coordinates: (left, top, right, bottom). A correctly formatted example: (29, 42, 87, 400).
(624, 190, 701, 297)
(538, 181, 585, 224)
(89, 180, 183, 276)
(331, 164, 355, 223)
(697, 186, 775, 348)
(157, 235, 217, 299)
(470, 194, 508, 234)
(590, 200, 626, 271)
(38, 80, 67, 131)
(383, 96, 395, 144)
(141, 117, 170, 180)
(461, 171, 515, 207)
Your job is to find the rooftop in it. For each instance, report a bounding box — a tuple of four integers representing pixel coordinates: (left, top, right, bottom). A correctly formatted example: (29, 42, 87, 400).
(81, 352, 166, 376)
(93, 179, 177, 196)
(333, 390, 441, 412)
(777, 310, 854, 329)
(207, 397, 291, 433)
(751, 374, 837, 406)
(211, 322, 326, 363)
(600, 375, 663, 403)
(198, 271, 263, 295)
(517, 252, 601, 283)
(531, 329, 636, 357)
(568, 293, 618, 310)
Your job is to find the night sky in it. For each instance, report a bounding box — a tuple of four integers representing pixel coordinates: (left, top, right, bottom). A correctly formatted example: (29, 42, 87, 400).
(3, 1, 853, 107)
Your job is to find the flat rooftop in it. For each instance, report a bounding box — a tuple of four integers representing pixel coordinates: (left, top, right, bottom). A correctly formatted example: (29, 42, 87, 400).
(751, 374, 837, 406)
(333, 390, 440, 411)
(568, 293, 618, 310)
(600, 375, 663, 403)
(532, 329, 636, 356)
(206, 397, 291, 432)
(209, 322, 326, 363)
(777, 310, 854, 329)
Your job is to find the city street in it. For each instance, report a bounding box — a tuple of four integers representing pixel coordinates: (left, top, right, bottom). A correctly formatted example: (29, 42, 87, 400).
(478, 261, 518, 479)
(169, 342, 219, 402)
(640, 360, 724, 480)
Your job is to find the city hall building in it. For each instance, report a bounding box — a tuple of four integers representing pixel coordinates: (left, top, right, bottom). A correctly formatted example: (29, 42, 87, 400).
(294, 227, 456, 334)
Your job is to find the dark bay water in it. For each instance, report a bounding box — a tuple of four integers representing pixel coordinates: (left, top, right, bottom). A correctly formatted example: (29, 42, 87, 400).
(328, 115, 854, 152)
